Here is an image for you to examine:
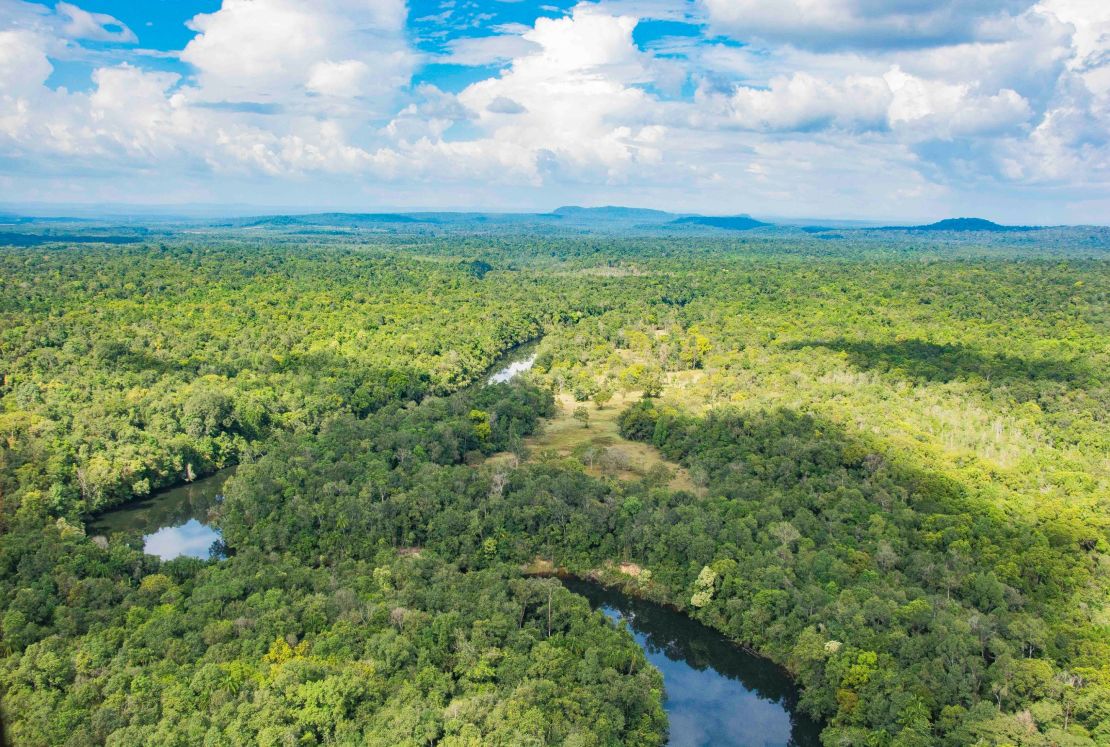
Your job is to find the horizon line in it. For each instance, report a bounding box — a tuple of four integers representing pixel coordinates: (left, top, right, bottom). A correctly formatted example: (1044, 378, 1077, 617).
(3, 202, 1105, 229)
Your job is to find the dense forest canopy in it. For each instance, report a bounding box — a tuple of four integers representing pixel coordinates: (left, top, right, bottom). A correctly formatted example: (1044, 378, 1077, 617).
(1, 221, 1108, 746)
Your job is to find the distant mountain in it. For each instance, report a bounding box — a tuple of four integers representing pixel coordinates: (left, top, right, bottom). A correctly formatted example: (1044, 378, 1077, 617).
(0, 233, 145, 246)
(670, 215, 770, 231)
(550, 206, 675, 221)
(888, 217, 1038, 232)
(0, 215, 98, 225)
(246, 215, 305, 227)
(226, 207, 784, 233)
(244, 212, 421, 227)
(550, 208, 774, 230)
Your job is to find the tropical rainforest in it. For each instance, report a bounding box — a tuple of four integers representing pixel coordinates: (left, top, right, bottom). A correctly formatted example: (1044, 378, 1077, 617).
(1, 216, 1108, 746)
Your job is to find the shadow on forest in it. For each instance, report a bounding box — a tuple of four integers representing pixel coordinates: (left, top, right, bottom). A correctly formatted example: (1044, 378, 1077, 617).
(786, 338, 1091, 386)
(630, 403, 1101, 613)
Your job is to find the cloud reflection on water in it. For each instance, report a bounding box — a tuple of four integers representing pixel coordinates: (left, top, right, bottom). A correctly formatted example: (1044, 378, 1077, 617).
(143, 519, 221, 560)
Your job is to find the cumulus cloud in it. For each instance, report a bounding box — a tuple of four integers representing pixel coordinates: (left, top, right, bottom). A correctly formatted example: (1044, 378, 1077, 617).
(704, 66, 1032, 140)
(0, 29, 52, 96)
(487, 96, 527, 114)
(181, 0, 413, 108)
(440, 7, 670, 181)
(719, 72, 891, 132)
(701, 0, 1036, 50)
(306, 60, 372, 98)
(0, 1, 415, 179)
(88, 66, 191, 157)
(885, 68, 1033, 136)
(1041, 0, 1110, 71)
(695, 0, 1105, 193)
(0, 0, 434, 180)
(0, 0, 1106, 220)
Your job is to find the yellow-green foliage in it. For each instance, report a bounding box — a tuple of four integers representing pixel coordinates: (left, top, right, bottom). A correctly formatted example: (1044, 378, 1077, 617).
(2, 232, 1108, 746)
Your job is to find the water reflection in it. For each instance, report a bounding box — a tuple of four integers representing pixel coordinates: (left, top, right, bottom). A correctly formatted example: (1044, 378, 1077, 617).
(86, 339, 541, 562)
(88, 468, 233, 560)
(486, 341, 539, 384)
(142, 519, 221, 560)
(562, 578, 820, 747)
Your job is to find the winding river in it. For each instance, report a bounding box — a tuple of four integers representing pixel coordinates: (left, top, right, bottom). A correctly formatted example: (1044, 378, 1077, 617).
(485, 338, 539, 384)
(86, 341, 819, 745)
(563, 578, 821, 747)
(87, 343, 540, 561)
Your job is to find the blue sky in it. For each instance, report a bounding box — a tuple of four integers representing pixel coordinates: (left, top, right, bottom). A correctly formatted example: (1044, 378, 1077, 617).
(0, 0, 1107, 222)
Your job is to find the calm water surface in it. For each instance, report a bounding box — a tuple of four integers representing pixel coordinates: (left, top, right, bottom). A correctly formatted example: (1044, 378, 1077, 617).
(88, 468, 233, 560)
(86, 342, 817, 745)
(87, 343, 539, 559)
(486, 340, 539, 384)
(562, 578, 821, 747)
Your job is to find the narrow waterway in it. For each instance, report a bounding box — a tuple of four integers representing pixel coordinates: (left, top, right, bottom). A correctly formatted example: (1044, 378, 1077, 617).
(87, 343, 540, 560)
(485, 339, 539, 384)
(87, 468, 233, 561)
(562, 577, 821, 747)
(85, 342, 819, 745)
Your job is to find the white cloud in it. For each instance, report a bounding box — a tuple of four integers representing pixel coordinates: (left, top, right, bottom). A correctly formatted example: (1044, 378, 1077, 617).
(88, 65, 193, 158)
(448, 7, 667, 181)
(0, 0, 432, 180)
(487, 96, 526, 114)
(442, 33, 541, 66)
(181, 0, 413, 108)
(0, 29, 52, 144)
(701, 0, 1035, 50)
(720, 72, 891, 131)
(306, 60, 372, 98)
(695, 0, 1104, 190)
(0, 0, 1105, 221)
(0, 29, 52, 96)
(1039, 0, 1110, 71)
(56, 1, 136, 43)
(212, 118, 382, 176)
(704, 66, 1031, 139)
(889, 12, 1073, 112)
(885, 67, 1033, 136)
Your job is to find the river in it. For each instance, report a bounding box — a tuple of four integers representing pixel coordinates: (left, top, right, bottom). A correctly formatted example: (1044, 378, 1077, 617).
(84, 344, 820, 746)
(87, 467, 233, 561)
(563, 577, 821, 747)
(485, 338, 539, 384)
(87, 343, 540, 561)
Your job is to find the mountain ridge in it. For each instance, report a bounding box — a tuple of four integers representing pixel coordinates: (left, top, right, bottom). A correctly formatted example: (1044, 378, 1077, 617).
(884, 217, 1040, 232)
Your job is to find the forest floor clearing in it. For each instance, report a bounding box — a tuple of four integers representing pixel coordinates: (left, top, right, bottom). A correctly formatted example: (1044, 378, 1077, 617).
(490, 391, 702, 494)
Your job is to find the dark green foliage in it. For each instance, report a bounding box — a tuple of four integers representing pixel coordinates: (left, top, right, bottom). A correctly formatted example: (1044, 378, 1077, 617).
(0, 243, 566, 515)
(670, 215, 770, 230)
(0, 520, 663, 746)
(202, 383, 1110, 744)
(1, 228, 1108, 746)
(907, 218, 1031, 232)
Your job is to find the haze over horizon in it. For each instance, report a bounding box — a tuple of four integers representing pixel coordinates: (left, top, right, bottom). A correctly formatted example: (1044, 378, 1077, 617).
(3, 201, 1105, 229)
(1, 0, 1107, 224)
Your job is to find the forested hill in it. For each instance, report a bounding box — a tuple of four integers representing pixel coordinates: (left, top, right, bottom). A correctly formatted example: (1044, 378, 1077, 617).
(549, 205, 674, 220)
(1, 227, 1109, 745)
(670, 215, 770, 230)
(5, 210, 1108, 249)
(883, 217, 1040, 232)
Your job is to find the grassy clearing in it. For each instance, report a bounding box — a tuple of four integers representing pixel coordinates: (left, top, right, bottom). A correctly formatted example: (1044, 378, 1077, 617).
(494, 390, 701, 494)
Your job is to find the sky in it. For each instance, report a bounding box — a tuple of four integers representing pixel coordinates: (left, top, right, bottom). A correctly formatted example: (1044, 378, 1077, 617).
(0, 0, 1107, 223)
